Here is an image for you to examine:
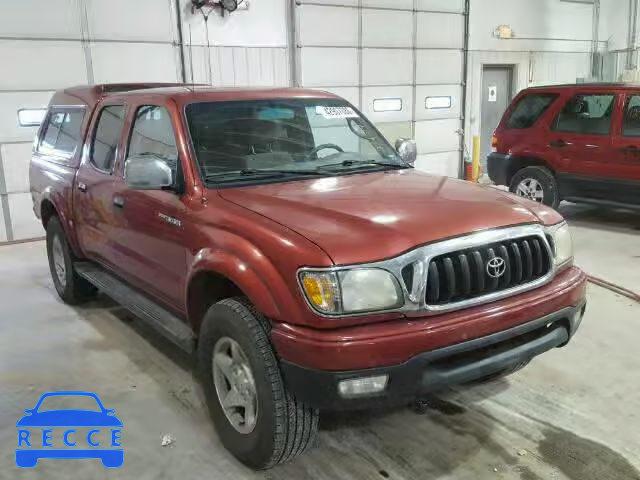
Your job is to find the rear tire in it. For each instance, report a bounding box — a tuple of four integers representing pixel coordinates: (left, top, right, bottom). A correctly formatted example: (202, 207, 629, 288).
(198, 297, 319, 469)
(509, 166, 560, 209)
(46, 216, 96, 305)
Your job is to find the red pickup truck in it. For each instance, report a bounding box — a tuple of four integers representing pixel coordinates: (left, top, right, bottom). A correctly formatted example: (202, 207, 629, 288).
(31, 83, 587, 469)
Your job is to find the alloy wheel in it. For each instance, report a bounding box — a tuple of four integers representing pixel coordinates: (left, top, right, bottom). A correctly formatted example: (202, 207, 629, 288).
(515, 178, 544, 203)
(51, 235, 67, 288)
(212, 336, 258, 434)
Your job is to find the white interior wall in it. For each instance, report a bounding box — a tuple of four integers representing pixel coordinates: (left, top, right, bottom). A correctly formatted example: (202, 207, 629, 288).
(0, 0, 288, 242)
(464, 0, 609, 171)
(600, 0, 630, 52)
(0, 0, 628, 244)
(180, 0, 289, 86)
(295, 0, 466, 179)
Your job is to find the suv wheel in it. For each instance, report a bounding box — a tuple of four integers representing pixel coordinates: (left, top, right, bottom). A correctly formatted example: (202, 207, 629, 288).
(198, 297, 319, 469)
(509, 166, 560, 209)
(46, 216, 96, 304)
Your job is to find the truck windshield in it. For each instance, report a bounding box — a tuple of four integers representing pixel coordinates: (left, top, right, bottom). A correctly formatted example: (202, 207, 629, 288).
(185, 99, 408, 185)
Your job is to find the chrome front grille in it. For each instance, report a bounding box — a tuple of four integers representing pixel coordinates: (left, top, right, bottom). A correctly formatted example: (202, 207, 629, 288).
(298, 224, 558, 317)
(422, 235, 552, 306)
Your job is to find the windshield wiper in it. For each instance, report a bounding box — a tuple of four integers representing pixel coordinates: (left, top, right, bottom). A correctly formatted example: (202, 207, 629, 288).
(316, 160, 408, 171)
(205, 168, 324, 181)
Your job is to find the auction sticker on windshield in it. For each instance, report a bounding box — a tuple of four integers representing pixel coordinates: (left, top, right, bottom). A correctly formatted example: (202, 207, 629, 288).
(316, 105, 358, 119)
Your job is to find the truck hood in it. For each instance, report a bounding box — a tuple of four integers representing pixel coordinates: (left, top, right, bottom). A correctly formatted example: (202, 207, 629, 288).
(219, 169, 562, 265)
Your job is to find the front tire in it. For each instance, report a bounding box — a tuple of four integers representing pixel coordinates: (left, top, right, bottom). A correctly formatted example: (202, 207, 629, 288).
(198, 297, 319, 469)
(46, 216, 96, 305)
(509, 166, 560, 209)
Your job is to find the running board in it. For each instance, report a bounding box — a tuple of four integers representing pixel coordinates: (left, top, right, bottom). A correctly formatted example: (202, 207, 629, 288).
(75, 262, 195, 353)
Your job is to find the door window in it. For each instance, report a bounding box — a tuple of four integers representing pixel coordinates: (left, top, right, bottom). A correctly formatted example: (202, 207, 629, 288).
(552, 94, 615, 135)
(622, 95, 640, 137)
(126, 105, 178, 174)
(90, 105, 126, 172)
(505, 94, 557, 129)
(39, 108, 85, 158)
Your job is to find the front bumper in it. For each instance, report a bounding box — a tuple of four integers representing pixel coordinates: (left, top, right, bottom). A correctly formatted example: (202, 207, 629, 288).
(487, 152, 510, 185)
(280, 301, 586, 410)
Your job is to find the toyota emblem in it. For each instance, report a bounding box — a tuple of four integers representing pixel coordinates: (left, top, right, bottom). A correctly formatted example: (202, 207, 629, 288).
(486, 257, 507, 279)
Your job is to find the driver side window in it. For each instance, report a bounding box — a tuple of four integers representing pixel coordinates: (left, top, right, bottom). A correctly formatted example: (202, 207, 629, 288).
(127, 105, 178, 175)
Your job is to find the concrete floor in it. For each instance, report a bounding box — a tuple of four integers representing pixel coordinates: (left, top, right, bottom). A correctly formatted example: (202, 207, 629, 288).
(0, 204, 638, 480)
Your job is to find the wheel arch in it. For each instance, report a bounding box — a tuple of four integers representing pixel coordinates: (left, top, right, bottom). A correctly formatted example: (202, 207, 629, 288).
(185, 249, 286, 334)
(506, 156, 556, 186)
(39, 188, 83, 257)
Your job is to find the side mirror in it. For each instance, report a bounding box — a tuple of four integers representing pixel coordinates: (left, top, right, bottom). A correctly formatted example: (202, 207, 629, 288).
(125, 155, 174, 190)
(395, 138, 417, 166)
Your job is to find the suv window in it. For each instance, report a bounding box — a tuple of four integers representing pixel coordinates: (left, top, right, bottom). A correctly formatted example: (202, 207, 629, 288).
(90, 105, 126, 172)
(553, 94, 615, 135)
(127, 105, 178, 174)
(506, 94, 557, 129)
(623, 95, 640, 137)
(39, 108, 85, 158)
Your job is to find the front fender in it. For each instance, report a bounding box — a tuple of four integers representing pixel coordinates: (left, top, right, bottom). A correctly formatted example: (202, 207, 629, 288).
(187, 247, 291, 322)
(40, 186, 83, 257)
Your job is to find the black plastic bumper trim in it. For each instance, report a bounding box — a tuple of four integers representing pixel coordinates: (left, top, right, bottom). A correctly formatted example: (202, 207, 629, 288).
(280, 302, 586, 410)
(486, 152, 510, 186)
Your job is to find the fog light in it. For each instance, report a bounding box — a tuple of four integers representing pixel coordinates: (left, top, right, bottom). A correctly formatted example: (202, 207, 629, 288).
(338, 375, 388, 398)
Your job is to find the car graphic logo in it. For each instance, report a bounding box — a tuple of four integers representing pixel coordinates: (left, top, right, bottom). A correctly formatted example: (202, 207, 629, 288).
(486, 257, 507, 279)
(15, 391, 123, 468)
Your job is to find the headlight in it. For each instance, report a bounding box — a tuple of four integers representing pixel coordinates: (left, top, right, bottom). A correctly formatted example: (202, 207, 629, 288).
(300, 268, 403, 315)
(547, 222, 573, 267)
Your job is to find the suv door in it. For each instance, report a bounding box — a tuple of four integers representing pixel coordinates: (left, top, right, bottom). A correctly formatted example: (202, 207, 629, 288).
(610, 93, 640, 206)
(110, 104, 188, 311)
(546, 92, 619, 201)
(74, 103, 127, 268)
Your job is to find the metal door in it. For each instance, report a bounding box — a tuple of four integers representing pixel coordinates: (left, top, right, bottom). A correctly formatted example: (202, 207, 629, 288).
(481, 66, 513, 172)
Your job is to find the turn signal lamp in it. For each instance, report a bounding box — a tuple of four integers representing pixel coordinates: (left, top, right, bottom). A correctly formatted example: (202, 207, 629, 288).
(301, 272, 338, 313)
(491, 135, 498, 152)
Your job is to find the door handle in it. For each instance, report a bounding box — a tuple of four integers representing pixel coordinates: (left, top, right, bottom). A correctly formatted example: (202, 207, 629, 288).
(549, 139, 569, 148)
(113, 196, 125, 209)
(77, 182, 87, 193)
(622, 145, 640, 153)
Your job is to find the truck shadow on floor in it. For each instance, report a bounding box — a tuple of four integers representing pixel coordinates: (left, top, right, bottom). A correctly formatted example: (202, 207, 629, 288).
(559, 203, 640, 234)
(76, 300, 640, 480)
(313, 387, 640, 480)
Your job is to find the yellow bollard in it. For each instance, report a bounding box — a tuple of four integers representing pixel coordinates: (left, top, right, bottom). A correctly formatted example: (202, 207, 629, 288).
(472, 135, 481, 182)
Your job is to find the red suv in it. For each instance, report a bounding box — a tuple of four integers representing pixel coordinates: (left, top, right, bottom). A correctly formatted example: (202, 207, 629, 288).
(488, 83, 640, 209)
(31, 84, 586, 469)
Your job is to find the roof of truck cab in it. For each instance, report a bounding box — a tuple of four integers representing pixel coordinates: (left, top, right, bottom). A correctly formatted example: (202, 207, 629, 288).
(51, 83, 340, 108)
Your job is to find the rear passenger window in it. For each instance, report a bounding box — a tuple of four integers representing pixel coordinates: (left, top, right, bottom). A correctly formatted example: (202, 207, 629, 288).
(127, 105, 178, 173)
(39, 108, 85, 158)
(623, 95, 640, 137)
(506, 94, 557, 129)
(90, 105, 126, 172)
(553, 94, 615, 135)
